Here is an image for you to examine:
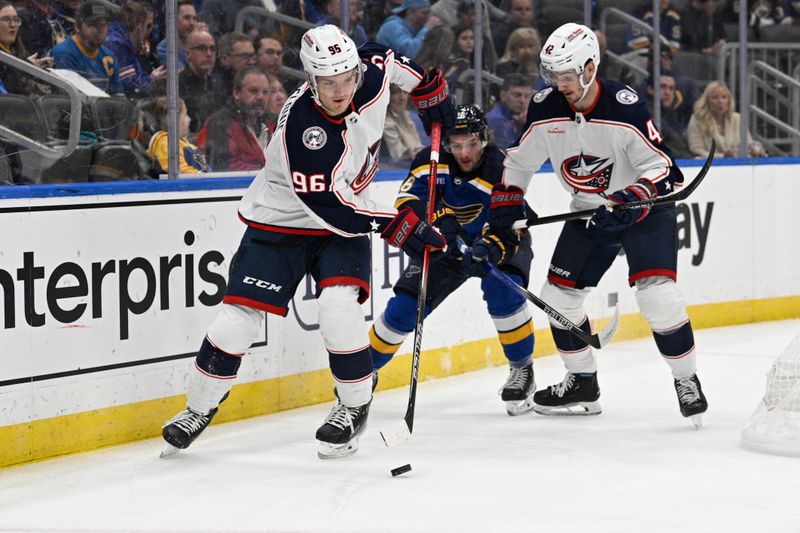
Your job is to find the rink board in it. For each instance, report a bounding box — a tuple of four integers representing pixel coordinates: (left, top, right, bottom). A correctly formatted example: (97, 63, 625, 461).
(0, 159, 798, 466)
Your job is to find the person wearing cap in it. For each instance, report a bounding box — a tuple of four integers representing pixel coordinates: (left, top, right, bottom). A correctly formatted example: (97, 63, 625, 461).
(375, 0, 442, 59)
(51, 0, 123, 94)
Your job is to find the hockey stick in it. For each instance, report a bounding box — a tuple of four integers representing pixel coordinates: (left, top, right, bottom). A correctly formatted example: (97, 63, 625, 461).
(483, 262, 619, 349)
(380, 122, 442, 448)
(455, 238, 619, 350)
(514, 139, 716, 229)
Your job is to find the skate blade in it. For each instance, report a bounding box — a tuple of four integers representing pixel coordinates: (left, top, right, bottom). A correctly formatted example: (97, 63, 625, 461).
(380, 421, 411, 448)
(505, 396, 536, 416)
(317, 438, 359, 459)
(690, 414, 703, 429)
(159, 443, 181, 458)
(533, 401, 602, 416)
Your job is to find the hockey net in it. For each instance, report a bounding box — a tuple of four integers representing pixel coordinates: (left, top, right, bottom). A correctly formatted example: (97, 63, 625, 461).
(741, 332, 800, 456)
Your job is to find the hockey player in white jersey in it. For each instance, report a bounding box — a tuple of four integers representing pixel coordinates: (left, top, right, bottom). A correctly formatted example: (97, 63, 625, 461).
(161, 25, 454, 459)
(482, 23, 708, 424)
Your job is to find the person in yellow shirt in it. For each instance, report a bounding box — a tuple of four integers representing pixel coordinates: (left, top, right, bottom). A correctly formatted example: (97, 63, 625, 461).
(148, 97, 208, 174)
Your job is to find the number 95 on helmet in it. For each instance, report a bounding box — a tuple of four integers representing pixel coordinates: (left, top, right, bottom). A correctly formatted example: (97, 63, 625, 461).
(300, 25, 364, 109)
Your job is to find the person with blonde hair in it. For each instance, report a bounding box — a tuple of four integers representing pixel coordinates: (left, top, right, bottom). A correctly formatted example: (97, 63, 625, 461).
(496, 26, 541, 81)
(382, 84, 424, 166)
(687, 81, 766, 158)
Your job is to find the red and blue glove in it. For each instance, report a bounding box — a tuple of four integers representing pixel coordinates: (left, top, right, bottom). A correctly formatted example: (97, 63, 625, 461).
(488, 183, 526, 230)
(411, 67, 456, 135)
(588, 181, 656, 238)
(381, 207, 446, 259)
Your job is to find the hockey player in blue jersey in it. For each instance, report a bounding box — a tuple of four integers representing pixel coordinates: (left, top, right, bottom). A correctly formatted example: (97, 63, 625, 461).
(483, 23, 708, 425)
(369, 105, 538, 416)
(161, 25, 454, 459)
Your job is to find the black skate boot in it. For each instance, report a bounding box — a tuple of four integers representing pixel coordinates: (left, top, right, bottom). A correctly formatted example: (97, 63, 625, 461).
(674, 374, 708, 428)
(499, 363, 536, 416)
(161, 407, 219, 457)
(533, 372, 601, 416)
(316, 400, 371, 459)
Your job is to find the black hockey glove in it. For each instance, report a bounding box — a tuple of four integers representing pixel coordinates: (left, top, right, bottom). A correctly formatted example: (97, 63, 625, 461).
(488, 184, 526, 230)
(588, 181, 656, 239)
(381, 207, 446, 259)
(411, 67, 456, 135)
(461, 228, 518, 278)
(430, 206, 462, 260)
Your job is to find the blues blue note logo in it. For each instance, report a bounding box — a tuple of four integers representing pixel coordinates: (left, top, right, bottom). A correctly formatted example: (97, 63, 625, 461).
(560, 153, 614, 193)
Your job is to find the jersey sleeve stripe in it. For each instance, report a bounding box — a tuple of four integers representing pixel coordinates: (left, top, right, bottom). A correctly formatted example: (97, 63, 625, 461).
(592, 118, 673, 184)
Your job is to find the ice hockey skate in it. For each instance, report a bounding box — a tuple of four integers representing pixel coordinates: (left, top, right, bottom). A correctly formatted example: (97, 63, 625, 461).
(499, 363, 536, 416)
(674, 374, 708, 428)
(160, 406, 219, 457)
(533, 372, 601, 416)
(316, 400, 371, 459)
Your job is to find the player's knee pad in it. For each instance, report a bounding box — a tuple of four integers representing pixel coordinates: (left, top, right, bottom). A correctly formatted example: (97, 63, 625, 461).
(206, 303, 264, 355)
(540, 281, 590, 325)
(482, 271, 526, 317)
(318, 285, 368, 352)
(634, 276, 689, 332)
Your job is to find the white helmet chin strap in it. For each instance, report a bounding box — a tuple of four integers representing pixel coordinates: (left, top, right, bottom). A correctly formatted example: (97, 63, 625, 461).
(575, 63, 598, 104)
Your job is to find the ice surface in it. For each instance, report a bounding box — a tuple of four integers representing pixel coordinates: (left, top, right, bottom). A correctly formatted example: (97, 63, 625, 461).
(1, 320, 800, 533)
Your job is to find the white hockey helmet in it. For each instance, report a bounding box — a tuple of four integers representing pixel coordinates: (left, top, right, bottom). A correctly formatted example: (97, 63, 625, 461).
(540, 23, 600, 101)
(300, 25, 363, 108)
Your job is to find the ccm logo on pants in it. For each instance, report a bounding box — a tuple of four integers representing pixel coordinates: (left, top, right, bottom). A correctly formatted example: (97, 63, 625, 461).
(243, 276, 283, 292)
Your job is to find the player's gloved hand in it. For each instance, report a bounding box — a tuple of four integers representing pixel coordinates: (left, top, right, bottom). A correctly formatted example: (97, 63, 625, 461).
(588, 181, 655, 239)
(381, 207, 446, 259)
(488, 184, 526, 230)
(430, 206, 461, 260)
(460, 228, 517, 277)
(411, 67, 456, 135)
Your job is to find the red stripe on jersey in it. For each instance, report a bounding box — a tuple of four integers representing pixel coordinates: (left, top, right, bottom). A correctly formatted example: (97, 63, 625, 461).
(567, 78, 603, 114)
(194, 362, 237, 380)
(328, 344, 370, 355)
(319, 276, 371, 303)
(628, 269, 677, 286)
(223, 295, 289, 316)
(238, 213, 333, 235)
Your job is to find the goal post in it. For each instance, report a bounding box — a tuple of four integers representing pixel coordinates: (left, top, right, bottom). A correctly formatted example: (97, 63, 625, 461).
(741, 332, 800, 457)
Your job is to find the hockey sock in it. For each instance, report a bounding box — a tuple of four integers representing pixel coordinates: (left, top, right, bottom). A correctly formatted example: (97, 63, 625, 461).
(187, 337, 242, 415)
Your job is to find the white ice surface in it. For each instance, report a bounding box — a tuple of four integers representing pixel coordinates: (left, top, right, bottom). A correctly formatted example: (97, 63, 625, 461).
(2, 320, 800, 533)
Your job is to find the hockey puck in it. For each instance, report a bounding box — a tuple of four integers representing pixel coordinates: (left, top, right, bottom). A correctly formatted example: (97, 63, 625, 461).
(390, 464, 412, 477)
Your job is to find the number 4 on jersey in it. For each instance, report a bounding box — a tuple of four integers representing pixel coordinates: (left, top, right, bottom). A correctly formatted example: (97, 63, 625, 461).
(646, 119, 664, 144)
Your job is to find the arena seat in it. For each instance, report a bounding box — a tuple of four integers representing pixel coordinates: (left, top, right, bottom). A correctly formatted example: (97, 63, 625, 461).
(89, 142, 141, 182)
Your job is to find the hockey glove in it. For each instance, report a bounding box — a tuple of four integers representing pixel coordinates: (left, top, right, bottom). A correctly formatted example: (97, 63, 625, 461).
(488, 184, 526, 230)
(461, 228, 518, 278)
(381, 207, 446, 259)
(588, 180, 656, 239)
(431, 206, 462, 260)
(411, 68, 456, 135)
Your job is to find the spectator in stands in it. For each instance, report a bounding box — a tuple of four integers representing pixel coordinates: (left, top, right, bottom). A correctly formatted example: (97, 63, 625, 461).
(414, 26, 454, 73)
(687, 81, 767, 159)
(217, 32, 256, 95)
(375, 0, 441, 59)
(148, 97, 208, 174)
(199, 66, 271, 172)
(430, 0, 503, 35)
(317, 0, 368, 45)
(486, 73, 533, 149)
(643, 71, 692, 159)
(626, 0, 682, 53)
(138, 2, 161, 75)
(51, 0, 80, 34)
(198, 0, 262, 38)
(0, 1, 55, 94)
(383, 84, 424, 167)
(681, 0, 727, 55)
(776, 0, 800, 24)
(17, 0, 71, 57)
(180, 29, 227, 133)
(156, 0, 196, 70)
(492, 0, 535, 58)
(106, 2, 166, 97)
(51, 0, 124, 94)
(496, 26, 541, 82)
(264, 72, 286, 132)
(255, 35, 284, 78)
(639, 48, 699, 128)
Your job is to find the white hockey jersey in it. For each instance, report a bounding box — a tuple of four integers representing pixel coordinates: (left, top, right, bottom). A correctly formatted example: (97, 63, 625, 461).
(238, 43, 427, 236)
(503, 78, 683, 213)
